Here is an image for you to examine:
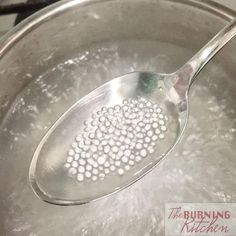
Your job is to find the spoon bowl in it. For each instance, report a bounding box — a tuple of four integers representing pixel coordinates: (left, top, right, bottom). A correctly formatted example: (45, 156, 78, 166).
(29, 72, 182, 205)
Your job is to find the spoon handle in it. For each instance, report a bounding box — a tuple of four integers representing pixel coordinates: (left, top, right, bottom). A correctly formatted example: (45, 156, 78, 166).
(176, 18, 236, 91)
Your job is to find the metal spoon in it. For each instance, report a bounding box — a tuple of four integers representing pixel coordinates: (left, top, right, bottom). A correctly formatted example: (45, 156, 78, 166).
(29, 18, 236, 205)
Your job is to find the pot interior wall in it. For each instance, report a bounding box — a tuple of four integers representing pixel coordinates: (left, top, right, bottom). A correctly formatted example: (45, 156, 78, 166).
(0, 0, 236, 235)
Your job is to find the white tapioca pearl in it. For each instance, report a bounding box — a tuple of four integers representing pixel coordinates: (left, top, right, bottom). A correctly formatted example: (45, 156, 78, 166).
(145, 137, 151, 143)
(92, 168, 98, 175)
(118, 168, 124, 175)
(68, 149, 75, 156)
(124, 149, 131, 156)
(161, 126, 167, 132)
(77, 173, 84, 182)
(137, 133, 144, 139)
(93, 162, 98, 168)
(92, 139, 99, 146)
(81, 152, 86, 158)
(155, 128, 161, 134)
(79, 159, 86, 166)
(78, 166, 85, 173)
(104, 168, 110, 174)
(110, 165, 116, 171)
(125, 165, 130, 171)
(98, 156, 106, 165)
(104, 145, 110, 154)
(75, 135, 81, 142)
(109, 139, 115, 146)
(159, 120, 165, 125)
(136, 143, 142, 150)
(86, 153, 91, 158)
(72, 142, 77, 148)
(152, 135, 158, 141)
(89, 133, 95, 139)
(104, 162, 110, 168)
(129, 160, 134, 166)
(75, 147, 81, 154)
(85, 171, 92, 178)
(130, 154, 135, 160)
(72, 161, 78, 168)
(91, 145, 97, 153)
(159, 133, 165, 139)
(140, 149, 147, 158)
(67, 156, 73, 163)
(121, 156, 129, 163)
(159, 114, 164, 119)
(156, 108, 161, 113)
(69, 167, 77, 175)
(148, 147, 154, 154)
(86, 164, 92, 171)
(92, 176, 98, 181)
(152, 122, 158, 129)
(99, 173, 105, 179)
(64, 163, 70, 169)
(135, 156, 142, 162)
(147, 130, 153, 137)
(115, 161, 121, 167)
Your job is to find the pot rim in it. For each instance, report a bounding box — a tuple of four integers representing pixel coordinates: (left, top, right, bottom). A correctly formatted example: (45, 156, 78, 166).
(0, 0, 235, 57)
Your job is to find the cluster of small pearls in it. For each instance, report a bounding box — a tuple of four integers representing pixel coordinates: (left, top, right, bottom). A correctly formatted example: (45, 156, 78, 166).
(64, 97, 168, 182)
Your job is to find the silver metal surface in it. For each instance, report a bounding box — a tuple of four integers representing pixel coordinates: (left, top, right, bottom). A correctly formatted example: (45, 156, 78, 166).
(0, 0, 236, 235)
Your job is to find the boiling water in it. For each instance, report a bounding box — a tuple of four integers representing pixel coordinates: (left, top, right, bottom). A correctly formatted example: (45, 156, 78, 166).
(0, 39, 236, 235)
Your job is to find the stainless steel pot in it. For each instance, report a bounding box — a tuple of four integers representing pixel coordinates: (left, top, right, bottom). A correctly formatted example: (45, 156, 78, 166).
(0, 0, 236, 235)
